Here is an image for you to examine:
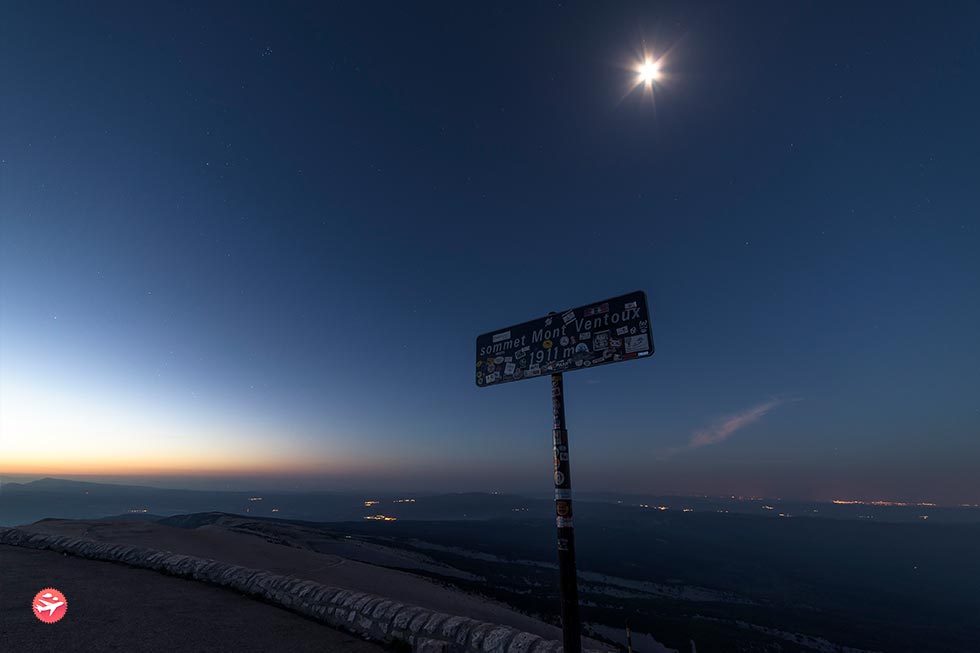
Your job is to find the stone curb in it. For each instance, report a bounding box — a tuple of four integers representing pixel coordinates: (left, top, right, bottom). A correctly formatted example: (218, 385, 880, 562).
(0, 527, 612, 653)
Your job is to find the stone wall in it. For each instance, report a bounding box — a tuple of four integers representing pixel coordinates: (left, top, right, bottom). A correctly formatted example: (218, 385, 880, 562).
(0, 527, 610, 653)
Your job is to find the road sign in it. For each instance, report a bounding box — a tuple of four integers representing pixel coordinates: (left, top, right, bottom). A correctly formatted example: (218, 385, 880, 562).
(475, 290, 654, 387)
(475, 289, 655, 653)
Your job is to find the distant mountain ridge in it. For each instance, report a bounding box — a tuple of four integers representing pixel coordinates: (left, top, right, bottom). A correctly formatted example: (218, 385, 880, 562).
(2, 477, 978, 527)
(0, 477, 551, 526)
(4, 477, 162, 493)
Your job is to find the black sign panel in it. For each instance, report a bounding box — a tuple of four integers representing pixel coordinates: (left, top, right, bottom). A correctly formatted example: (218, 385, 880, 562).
(475, 291, 653, 387)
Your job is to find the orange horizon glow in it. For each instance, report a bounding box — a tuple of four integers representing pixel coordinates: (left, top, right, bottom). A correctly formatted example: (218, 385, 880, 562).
(0, 450, 409, 477)
(0, 451, 354, 477)
(0, 462, 342, 477)
(0, 367, 385, 479)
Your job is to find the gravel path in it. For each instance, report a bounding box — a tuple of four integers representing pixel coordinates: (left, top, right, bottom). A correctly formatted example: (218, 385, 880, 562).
(22, 518, 588, 644)
(0, 545, 385, 652)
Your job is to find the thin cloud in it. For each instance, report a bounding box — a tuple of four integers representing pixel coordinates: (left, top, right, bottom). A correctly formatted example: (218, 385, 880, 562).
(688, 398, 795, 449)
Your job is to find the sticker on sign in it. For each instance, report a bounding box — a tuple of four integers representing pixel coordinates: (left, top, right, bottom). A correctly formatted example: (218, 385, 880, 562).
(625, 334, 649, 354)
(475, 291, 654, 387)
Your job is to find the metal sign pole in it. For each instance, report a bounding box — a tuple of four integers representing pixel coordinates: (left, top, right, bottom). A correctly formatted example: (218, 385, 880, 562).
(551, 372, 581, 653)
(477, 292, 653, 653)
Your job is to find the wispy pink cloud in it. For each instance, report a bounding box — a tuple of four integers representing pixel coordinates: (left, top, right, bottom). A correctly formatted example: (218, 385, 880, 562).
(688, 398, 793, 449)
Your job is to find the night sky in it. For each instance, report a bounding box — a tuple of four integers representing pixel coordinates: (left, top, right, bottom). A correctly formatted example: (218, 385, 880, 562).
(2, 1, 978, 502)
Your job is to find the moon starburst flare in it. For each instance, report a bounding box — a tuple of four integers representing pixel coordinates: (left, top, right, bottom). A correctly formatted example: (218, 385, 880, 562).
(638, 58, 661, 84)
(621, 46, 668, 104)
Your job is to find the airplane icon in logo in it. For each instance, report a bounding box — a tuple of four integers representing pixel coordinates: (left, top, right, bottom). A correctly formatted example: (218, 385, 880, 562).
(35, 592, 65, 616)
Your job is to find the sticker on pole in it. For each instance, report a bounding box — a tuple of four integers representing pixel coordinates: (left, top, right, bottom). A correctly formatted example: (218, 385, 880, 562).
(475, 291, 654, 387)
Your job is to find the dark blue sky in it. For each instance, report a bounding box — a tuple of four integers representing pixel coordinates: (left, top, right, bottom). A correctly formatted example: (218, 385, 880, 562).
(2, 1, 978, 502)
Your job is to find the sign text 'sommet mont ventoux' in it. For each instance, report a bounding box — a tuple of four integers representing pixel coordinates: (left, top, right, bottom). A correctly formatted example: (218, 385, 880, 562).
(475, 290, 654, 387)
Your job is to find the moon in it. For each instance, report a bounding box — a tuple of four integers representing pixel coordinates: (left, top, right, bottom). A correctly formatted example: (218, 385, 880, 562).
(637, 59, 661, 84)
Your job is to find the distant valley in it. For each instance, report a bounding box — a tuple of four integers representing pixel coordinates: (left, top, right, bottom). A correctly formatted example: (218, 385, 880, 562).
(2, 477, 976, 527)
(3, 478, 979, 651)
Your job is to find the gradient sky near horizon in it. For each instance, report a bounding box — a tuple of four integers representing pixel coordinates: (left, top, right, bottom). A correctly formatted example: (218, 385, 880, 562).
(2, 1, 978, 502)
